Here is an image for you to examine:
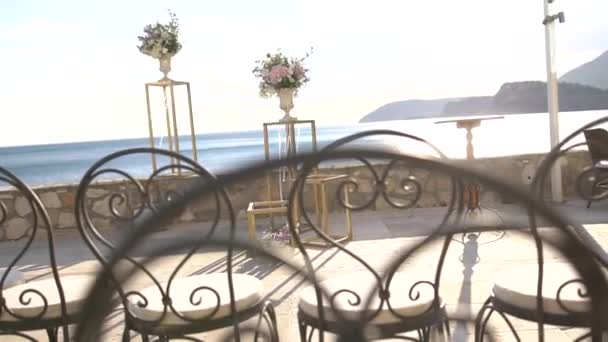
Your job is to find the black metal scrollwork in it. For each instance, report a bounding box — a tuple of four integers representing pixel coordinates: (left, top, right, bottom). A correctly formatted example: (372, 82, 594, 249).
(408, 281, 436, 302)
(331, 289, 362, 308)
(165, 286, 221, 322)
(0, 166, 72, 340)
(70, 131, 608, 342)
(556, 279, 590, 314)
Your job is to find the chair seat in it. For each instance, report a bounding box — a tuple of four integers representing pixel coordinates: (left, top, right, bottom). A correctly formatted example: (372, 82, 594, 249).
(0, 275, 95, 322)
(127, 273, 263, 325)
(492, 263, 590, 316)
(0, 268, 25, 289)
(594, 160, 608, 170)
(299, 271, 437, 324)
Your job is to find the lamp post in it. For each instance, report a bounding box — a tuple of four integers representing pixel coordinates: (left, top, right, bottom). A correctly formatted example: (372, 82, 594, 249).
(543, 0, 565, 202)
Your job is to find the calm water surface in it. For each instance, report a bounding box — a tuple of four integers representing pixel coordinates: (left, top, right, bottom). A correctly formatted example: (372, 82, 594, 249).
(1, 110, 607, 186)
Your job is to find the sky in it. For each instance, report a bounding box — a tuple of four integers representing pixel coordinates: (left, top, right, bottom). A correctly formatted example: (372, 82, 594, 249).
(1, 0, 607, 147)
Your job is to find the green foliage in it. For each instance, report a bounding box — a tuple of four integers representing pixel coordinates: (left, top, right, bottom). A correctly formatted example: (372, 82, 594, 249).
(137, 10, 182, 58)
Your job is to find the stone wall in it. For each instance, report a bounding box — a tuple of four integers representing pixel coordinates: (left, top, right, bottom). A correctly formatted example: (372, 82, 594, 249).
(0, 151, 592, 241)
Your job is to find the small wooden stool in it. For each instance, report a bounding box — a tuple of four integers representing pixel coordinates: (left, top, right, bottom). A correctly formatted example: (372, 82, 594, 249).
(246, 200, 289, 241)
(246, 174, 353, 247)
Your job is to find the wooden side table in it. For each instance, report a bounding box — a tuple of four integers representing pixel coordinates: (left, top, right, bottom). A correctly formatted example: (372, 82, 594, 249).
(246, 200, 288, 241)
(435, 116, 506, 245)
(247, 173, 353, 247)
(435, 116, 504, 211)
(299, 173, 353, 247)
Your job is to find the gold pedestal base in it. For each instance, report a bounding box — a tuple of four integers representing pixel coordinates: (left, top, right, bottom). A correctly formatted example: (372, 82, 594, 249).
(299, 234, 350, 248)
(246, 174, 353, 248)
(246, 200, 288, 241)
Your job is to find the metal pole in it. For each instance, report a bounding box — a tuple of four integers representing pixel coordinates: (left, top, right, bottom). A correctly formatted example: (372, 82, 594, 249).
(145, 84, 157, 172)
(543, 0, 563, 202)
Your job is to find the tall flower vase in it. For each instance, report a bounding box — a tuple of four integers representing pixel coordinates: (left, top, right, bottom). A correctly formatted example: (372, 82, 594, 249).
(158, 55, 173, 80)
(278, 88, 297, 122)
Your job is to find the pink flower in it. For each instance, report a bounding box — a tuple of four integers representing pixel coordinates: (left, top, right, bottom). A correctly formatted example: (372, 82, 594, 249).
(293, 62, 306, 79)
(269, 65, 290, 85)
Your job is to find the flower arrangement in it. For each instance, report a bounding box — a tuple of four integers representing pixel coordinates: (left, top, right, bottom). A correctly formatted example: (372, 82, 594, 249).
(137, 10, 182, 59)
(252, 49, 313, 98)
(260, 224, 291, 246)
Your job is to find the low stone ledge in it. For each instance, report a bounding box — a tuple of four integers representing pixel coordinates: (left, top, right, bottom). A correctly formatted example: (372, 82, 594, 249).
(0, 151, 592, 241)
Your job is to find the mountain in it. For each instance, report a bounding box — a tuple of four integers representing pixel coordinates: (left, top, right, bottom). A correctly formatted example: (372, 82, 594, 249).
(491, 81, 608, 113)
(359, 99, 456, 122)
(360, 50, 608, 123)
(560, 51, 608, 89)
(443, 96, 493, 115)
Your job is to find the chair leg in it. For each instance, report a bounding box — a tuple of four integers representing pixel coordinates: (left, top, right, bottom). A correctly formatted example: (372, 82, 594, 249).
(475, 298, 493, 342)
(429, 322, 450, 342)
(47, 327, 58, 342)
(298, 316, 308, 342)
(255, 301, 280, 342)
(122, 325, 130, 342)
(587, 199, 593, 208)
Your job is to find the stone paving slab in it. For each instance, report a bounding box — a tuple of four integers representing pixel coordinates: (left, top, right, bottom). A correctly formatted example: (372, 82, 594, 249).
(1, 200, 608, 341)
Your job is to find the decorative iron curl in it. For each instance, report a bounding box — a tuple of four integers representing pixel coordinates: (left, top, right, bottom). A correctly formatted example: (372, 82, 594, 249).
(86, 168, 147, 221)
(0, 288, 49, 321)
(408, 281, 436, 302)
(379, 159, 424, 209)
(331, 289, 363, 308)
(161, 285, 222, 322)
(381, 175, 422, 209)
(328, 156, 383, 212)
(190, 286, 220, 308)
(124, 289, 170, 326)
(333, 159, 424, 211)
(144, 163, 209, 212)
(336, 178, 378, 211)
(125, 291, 149, 309)
(108, 192, 137, 219)
(575, 166, 608, 202)
(556, 279, 590, 314)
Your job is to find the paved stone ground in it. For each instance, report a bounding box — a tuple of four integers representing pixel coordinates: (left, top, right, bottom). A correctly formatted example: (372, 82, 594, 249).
(2, 199, 608, 341)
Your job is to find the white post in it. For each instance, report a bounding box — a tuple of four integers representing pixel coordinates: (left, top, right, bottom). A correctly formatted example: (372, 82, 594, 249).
(543, 0, 563, 202)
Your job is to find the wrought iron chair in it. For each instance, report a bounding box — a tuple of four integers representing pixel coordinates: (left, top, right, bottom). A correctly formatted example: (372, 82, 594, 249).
(0, 166, 95, 341)
(286, 131, 457, 341)
(72, 138, 608, 341)
(578, 128, 608, 208)
(74, 148, 278, 341)
(474, 117, 608, 342)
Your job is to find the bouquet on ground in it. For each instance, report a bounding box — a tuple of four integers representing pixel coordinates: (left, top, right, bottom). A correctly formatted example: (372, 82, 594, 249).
(137, 10, 182, 59)
(260, 224, 291, 246)
(252, 49, 313, 98)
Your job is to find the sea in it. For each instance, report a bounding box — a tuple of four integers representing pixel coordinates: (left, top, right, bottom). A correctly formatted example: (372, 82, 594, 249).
(2, 110, 608, 187)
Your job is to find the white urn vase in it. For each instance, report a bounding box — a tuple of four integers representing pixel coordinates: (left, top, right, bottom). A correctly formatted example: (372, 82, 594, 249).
(158, 55, 173, 79)
(278, 88, 297, 122)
